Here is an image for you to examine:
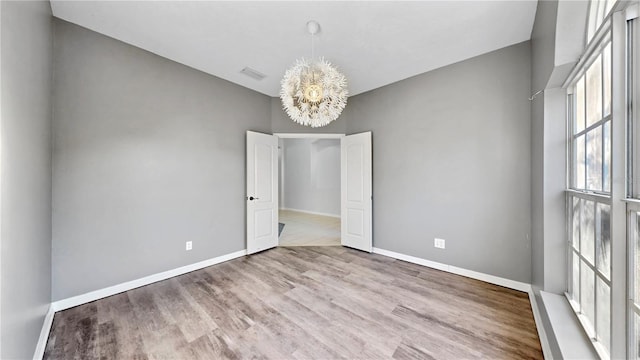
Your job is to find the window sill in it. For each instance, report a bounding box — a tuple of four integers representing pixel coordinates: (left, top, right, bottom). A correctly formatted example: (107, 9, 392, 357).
(540, 291, 599, 359)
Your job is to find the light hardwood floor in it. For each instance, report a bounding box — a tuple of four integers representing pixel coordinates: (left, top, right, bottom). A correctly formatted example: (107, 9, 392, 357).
(44, 246, 543, 359)
(278, 209, 341, 247)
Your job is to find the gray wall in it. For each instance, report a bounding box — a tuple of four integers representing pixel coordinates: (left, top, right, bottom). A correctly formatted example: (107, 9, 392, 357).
(52, 20, 271, 301)
(281, 138, 340, 216)
(347, 42, 532, 283)
(530, 0, 558, 296)
(531, 0, 576, 297)
(1, 1, 53, 358)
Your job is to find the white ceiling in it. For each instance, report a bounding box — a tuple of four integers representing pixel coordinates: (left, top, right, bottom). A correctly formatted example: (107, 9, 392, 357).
(50, 1, 538, 97)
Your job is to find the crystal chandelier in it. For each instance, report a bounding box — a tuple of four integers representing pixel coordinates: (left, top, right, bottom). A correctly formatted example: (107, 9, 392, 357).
(280, 21, 348, 128)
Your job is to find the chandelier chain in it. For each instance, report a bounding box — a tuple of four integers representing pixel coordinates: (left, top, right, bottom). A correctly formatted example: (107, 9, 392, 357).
(311, 32, 315, 60)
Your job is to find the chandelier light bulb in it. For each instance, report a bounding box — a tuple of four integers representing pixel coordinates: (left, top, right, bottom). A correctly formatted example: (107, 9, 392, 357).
(304, 84, 323, 103)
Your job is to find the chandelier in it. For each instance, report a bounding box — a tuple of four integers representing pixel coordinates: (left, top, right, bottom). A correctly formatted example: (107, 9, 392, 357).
(280, 21, 348, 128)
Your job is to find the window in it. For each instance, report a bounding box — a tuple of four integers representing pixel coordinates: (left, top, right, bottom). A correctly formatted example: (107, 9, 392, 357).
(630, 211, 640, 359)
(570, 42, 612, 193)
(567, 37, 612, 358)
(629, 13, 640, 360)
(567, 2, 640, 358)
(587, 0, 617, 44)
(567, 196, 612, 353)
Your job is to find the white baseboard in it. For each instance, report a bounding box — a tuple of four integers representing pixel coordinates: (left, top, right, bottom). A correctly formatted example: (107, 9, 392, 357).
(529, 290, 553, 360)
(279, 207, 340, 219)
(33, 305, 55, 360)
(51, 249, 247, 312)
(372, 247, 531, 293)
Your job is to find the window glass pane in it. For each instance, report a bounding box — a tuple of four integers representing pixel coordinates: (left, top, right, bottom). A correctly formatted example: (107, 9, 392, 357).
(636, 313, 640, 360)
(586, 1, 611, 44)
(581, 261, 596, 330)
(576, 134, 586, 189)
(636, 213, 640, 302)
(587, 127, 603, 191)
(573, 197, 580, 250)
(587, 56, 603, 128)
(595, 0, 605, 32)
(588, 1, 598, 42)
(596, 203, 611, 279)
(573, 250, 581, 304)
(603, 42, 612, 117)
(596, 277, 611, 353)
(576, 76, 586, 133)
(581, 200, 595, 264)
(603, 121, 611, 192)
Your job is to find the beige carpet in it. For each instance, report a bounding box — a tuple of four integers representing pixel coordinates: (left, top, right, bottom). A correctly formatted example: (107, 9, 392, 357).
(278, 209, 340, 246)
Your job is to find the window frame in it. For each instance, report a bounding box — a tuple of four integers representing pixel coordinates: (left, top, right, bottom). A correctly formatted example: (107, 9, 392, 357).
(587, 0, 617, 46)
(565, 2, 640, 359)
(627, 200, 640, 359)
(566, 17, 615, 359)
(565, 190, 612, 356)
(627, 8, 640, 359)
(568, 35, 613, 195)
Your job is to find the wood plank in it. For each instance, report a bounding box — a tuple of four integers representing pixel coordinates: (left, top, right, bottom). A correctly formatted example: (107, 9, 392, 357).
(44, 246, 543, 359)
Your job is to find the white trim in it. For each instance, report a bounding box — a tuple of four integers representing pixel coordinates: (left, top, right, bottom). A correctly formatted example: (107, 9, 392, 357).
(372, 247, 531, 292)
(529, 290, 554, 360)
(626, 3, 638, 21)
(373, 247, 449, 272)
(51, 249, 247, 312)
(0, 1, 3, 355)
(563, 18, 612, 89)
(541, 291, 599, 359)
(33, 305, 55, 360)
(274, 133, 344, 139)
(279, 207, 340, 219)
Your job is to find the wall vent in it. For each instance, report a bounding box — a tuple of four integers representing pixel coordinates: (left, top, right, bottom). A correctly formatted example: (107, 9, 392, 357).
(240, 67, 266, 81)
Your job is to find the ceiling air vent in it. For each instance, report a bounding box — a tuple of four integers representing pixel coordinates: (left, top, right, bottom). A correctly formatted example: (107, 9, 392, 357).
(240, 67, 266, 81)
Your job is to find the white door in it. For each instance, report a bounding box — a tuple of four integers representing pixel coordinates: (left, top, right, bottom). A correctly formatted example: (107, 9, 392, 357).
(246, 131, 278, 254)
(341, 132, 372, 252)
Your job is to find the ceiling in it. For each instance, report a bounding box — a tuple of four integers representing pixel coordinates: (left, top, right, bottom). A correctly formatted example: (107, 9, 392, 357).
(50, 1, 538, 97)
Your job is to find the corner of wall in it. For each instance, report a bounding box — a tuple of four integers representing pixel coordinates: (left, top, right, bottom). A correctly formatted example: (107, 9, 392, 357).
(1, 1, 54, 358)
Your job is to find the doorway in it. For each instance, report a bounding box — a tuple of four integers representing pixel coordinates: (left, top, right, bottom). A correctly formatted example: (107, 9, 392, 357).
(246, 131, 372, 255)
(277, 136, 341, 247)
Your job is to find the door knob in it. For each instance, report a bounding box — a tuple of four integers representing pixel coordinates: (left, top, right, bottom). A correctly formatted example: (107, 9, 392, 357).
(249, 196, 259, 200)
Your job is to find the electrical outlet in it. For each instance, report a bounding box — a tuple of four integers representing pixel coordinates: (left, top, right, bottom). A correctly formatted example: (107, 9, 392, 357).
(186, 241, 192, 251)
(434, 238, 446, 249)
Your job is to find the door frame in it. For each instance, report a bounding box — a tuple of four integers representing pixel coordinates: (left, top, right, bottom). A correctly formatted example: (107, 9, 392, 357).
(261, 132, 373, 253)
(274, 133, 345, 246)
(274, 133, 345, 139)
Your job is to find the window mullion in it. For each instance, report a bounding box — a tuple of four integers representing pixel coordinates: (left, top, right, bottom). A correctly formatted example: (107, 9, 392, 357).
(574, 114, 612, 138)
(601, 51, 604, 190)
